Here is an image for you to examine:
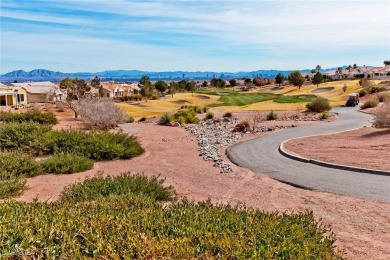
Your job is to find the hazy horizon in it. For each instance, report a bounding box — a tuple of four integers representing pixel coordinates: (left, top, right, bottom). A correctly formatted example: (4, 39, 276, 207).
(1, 0, 389, 74)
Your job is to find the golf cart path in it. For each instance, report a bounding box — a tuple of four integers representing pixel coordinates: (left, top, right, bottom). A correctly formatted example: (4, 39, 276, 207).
(227, 106, 390, 203)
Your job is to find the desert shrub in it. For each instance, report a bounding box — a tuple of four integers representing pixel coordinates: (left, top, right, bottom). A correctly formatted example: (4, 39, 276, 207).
(158, 112, 173, 125)
(0, 122, 52, 154)
(359, 78, 373, 88)
(73, 99, 129, 129)
(318, 113, 329, 120)
(0, 110, 58, 124)
(205, 111, 214, 120)
(373, 100, 390, 128)
(151, 93, 160, 100)
(127, 116, 135, 123)
(0, 177, 26, 199)
(173, 109, 200, 124)
(369, 86, 387, 94)
(41, 153, 93, 174)
(55, 101, 66, 112)
(266, 111, 278, 120)
(359, 89, 367, 97)
(45, 130, 144, 161)
(0, 151, 41, 179)
(378, 93, 390, 103)
(176, 116, 186, 125)
(240, 120, 251, 130)
(223, 111, 233, 118)
(0, 174, 341, 258)
(306, 97, 331, 113)
(59, 173, 175, 203)
(361, 98, 379, 109)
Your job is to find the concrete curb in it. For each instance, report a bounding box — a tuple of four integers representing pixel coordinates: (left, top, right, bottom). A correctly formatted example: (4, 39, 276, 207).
(279, 137, 390, 177)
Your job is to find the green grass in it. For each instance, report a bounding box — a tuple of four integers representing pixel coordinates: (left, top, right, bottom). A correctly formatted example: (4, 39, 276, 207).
(0, 173, 342, 259)
(205, 92, 312, 107)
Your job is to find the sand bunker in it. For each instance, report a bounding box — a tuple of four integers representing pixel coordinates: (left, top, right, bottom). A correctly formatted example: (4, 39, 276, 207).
(195, 95, 211, 99)
(312, 87, 334, 93)
(170, 100, 192, 105)
(299, 95, 317, 99)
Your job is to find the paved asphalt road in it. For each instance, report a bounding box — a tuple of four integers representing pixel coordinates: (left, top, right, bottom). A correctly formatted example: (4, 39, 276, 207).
(227, 106, 390, 203)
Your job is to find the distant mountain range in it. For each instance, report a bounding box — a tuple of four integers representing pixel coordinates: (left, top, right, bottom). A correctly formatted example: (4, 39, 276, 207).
(0, 67, 353, 83)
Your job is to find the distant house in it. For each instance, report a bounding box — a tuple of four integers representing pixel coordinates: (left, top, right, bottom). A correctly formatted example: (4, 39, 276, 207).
(0, 83, 28, 108)
(101, 81, 125, 98)
(119, 83, 140, 96)
(10, 81, 64, 103)
(370, 67, 390, 79)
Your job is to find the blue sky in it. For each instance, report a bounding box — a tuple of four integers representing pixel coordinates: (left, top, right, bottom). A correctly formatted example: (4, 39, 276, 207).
(1, 0, 389, 73)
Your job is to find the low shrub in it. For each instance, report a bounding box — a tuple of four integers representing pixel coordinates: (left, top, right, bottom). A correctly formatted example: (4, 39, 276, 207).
(0, 122, 52, 155)
(41, 153, 93, 174)
(0, 110, 58, 124)
(240, 120, 251, 130)
(306, 97, 331, 113)
(173, 109, 200, 124)
(369, 86, 387, 94)
(373, 100, 390, 128)
(127, 116, 135, 123)
(0, 151, 41, 179)
(359, 89, 367, 97)
(266, 111, 278, 120)
(0, 174, 342, 258)
(205, 111, 214, 120)
(59, 173, 175, 203)
(378, 93, 390, 103)
(45, 130, 144, 160)
(158, 112, 173, 125)
(138, 117, 147, 122)
(151, 93, 160, 100)
(318, 113, 329, 120)
(0, 177, 26, 199)
(361, 98, 379, 109)
(223, 111, 233, 118)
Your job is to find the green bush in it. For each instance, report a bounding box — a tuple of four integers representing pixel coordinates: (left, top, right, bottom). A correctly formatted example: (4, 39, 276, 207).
(0, 177, 26, 199)
(223, 111, 233, 118)
(42, 153, 93, 174)
(59, 173, 175, 203)
(0, 110, 58, 124)
(0, 122, 52, 155)
(158, 112, 173, 125)
(361, 98, 379, 109)
(0, 151, 41, 179)
(369, 86, 387, 94)
(306, 97, 331, 112)
(173, 109, 200, 124)
(266, 111, 278, 120)
(205, 111, 214, 120)
(0, 174, 342, 259)
(45, 130, 144, 161)
(359, 89, 367, 97)
(318, 113, 329, 120)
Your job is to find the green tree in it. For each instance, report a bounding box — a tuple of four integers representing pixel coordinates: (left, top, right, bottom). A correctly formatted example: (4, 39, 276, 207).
(346, 65, 352, 71)
(244, 78, 252, 86)
(168, 81, 178, 97)
(315, 65, 321, 72)
(353, 64, 358, 69)
(138, 76, 154, 101)
(288, 71, 305, 89)
(202, 81, 208, 87)
(178, 80, 188, 91)
(310, 69, 316, 74)
(59, 77, 90, 118)
(186, 81, 196, 96)
(275, 73, 285, 87)
(384, 60, 390, 66)
(154, 80, 168, 95)
(210, 78, 226, 88)
(91, 76, 103, 97)
(312, 72, 324, 88)
(229, 79, 237, 87)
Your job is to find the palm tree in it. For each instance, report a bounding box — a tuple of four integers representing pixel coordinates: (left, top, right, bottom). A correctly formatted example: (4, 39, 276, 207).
(316, 65, 321, 72)
(353, 64, 358, 69)
(346, 65, 352, 71)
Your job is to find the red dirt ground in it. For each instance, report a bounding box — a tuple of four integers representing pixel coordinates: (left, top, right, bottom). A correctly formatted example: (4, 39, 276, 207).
(15, 119, 390, 259)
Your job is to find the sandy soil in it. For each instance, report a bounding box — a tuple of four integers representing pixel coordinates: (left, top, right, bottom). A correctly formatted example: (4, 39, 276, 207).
(15, 118, 390, 259)
(284, 127, 390, 171)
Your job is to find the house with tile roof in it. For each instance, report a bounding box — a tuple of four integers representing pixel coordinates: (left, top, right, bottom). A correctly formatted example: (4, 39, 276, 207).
(10, 81, 65, 103)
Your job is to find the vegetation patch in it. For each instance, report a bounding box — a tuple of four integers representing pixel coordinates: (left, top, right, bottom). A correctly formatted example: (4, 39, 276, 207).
(41, 153, 94, 174)
(0, 110, 58, 125)
(306, 97, 331, 113)
(0, 173, 341, 259)
(361, 98, 379, 109)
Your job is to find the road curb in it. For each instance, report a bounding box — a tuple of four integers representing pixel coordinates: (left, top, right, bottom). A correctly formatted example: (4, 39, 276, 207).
(279, 138, 390, 177)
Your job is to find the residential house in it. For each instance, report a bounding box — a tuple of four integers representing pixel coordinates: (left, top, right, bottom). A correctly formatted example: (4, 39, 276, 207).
(0, 83, 28, 108)
(119, 83, 140, 96)
(10, 81, 64, 103)
(101, 81, 125, 98)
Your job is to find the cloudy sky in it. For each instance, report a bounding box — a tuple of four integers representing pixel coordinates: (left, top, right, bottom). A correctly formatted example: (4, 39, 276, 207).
(1, 0, 389, 73)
